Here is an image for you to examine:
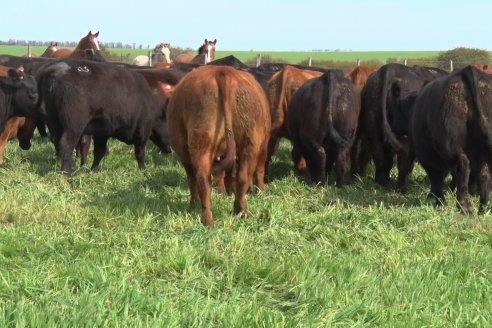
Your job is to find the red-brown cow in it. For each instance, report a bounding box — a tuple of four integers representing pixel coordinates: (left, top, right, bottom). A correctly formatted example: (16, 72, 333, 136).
(0, 116, 35, 164)
(266, 65, 323, 169)
(167, 65, 270, 227)
(345, 65, 376, 90)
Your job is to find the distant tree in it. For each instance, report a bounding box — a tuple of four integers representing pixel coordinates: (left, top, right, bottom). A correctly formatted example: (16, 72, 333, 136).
(437, 47, 491, 70)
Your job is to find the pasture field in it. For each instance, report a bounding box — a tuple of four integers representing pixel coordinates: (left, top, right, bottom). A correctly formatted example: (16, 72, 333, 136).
(1, 135, 491, 326)
(0, 45, 440, 65)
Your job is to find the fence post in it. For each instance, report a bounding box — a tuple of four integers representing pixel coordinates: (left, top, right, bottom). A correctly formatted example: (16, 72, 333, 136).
(27, 44, 32, 58)
(308, 56, 312, 67)
(357, 58, 360, 66)
(148, 51, 152, 67)
(404, 59, 407, 66)
(450, 60, 454, 72)
(256, 54, 261, 67)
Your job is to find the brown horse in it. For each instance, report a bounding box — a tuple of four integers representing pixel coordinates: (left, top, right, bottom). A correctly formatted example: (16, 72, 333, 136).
(41, 31, 104, 60)
(174, 39, 217, 65)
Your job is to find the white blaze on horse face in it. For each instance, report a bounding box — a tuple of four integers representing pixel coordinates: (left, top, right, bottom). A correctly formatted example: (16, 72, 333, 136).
(92, 36, 101, 51)
(205, 44, 213, 64)
(162, 46, 171, 63)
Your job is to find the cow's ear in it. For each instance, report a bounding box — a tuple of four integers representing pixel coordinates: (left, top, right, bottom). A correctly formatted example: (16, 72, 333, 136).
(6, 68, 22, 84)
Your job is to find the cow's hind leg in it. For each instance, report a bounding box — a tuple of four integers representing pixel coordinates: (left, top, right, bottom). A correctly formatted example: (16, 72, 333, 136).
(77, 134, 92, 166)
(454, 153, 473, 214)
(183, 162, 199, 207)
(291, 145, 308, 179)
(373, 142, 393, 187)
(477, 163, 491, 214)
(302, 140, 327, 185)
(192, 154, 214, 227)
(422, 164, 446, 207)
(234, 148, 257, 215)
(91, 136, 109, 172)
(254, 138, 269, 191)
(134, 140, 148, 170)
(58, 131, 81, 175)
(396, 138, 415, 193)
(335, 147, 350, 188)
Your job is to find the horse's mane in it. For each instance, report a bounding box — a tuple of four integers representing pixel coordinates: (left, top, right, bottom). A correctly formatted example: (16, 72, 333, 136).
(197, 44, 206, 55)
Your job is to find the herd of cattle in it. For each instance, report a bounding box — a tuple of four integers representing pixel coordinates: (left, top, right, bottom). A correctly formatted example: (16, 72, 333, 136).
(1, 31, 492, 226)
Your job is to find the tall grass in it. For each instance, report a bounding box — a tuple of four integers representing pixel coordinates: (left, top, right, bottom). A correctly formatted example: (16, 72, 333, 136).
(1, 134, 491, 326)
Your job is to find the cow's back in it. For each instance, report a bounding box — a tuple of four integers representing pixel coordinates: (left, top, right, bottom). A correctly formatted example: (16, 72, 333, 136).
(168, 65, 270, 159)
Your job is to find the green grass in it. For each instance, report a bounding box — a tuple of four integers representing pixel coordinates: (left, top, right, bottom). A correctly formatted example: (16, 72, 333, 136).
(1, 135, 491, 326)
(0, 45, 441, 65)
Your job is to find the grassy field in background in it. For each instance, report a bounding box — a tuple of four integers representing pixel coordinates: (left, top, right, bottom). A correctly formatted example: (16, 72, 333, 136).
(1, 133, 492, 326)
(0, 45, 441, 65)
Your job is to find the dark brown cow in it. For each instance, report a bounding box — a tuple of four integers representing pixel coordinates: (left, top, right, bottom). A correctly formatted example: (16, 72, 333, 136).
(266, 65, 323, 167)
(412, 65, 492, 213)
(356, 63, 448, 191)
(167, 65, 270, 227)
(36, 60, 171, 175)
(0, 66, 37, 163)
(0, 66, 39, 136)
(286, 70, 360, 186)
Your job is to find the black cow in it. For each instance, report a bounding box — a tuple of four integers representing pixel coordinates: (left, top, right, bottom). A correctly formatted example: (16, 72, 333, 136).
(356, 63, 448, 191)
(286, 70, 360, 187)
(0, 68, 39, 133)
(36, 60, 170, 175)
(412, 65, 492, 214)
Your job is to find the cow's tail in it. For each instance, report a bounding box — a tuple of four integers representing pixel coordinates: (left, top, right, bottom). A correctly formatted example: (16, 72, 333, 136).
(326, 71, 351, 148)
(35, 61, 71, 116)
(212, 70, 237, 175)
(381, 68, 403, 151)
(267, 68, 285, 132)
(461, 65, 492, 151)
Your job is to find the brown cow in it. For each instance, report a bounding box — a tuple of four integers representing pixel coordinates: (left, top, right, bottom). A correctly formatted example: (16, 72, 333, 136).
(473, 63, 492, 74)
(266, 65, 323, 167)
(345, 65, 376, 90)
(344, 65, 376, 175)
(0, 116, 36, 164)
(0, 65, 38, 163)
(167, 65, 270, 227)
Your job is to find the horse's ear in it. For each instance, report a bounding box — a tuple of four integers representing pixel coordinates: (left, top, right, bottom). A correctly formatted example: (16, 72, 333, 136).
(88, 31, 92, 35)
(204, 39, 208, 44)
(213, 39, 217, 44)
(95, 31, 99, 37)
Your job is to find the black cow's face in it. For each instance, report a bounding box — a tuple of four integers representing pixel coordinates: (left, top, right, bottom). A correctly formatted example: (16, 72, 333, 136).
(4, 69, 39, 117)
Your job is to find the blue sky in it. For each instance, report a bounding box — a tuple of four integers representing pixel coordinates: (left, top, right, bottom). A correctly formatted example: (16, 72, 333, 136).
(3, 0, 491, 51)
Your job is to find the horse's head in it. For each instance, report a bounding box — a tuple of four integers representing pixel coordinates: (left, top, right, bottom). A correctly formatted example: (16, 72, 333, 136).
(71, 31, 105, 61)
(153, 43, 171, 63)
(48, 41, 58, 52)
(41, 41, 59, 57)
(80, 31, 101, 52)
(198, 39, 217, 64)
